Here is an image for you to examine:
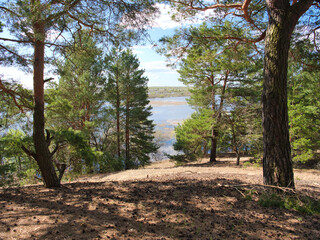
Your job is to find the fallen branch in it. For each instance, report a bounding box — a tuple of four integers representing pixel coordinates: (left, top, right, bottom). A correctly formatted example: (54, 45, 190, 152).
(221, 183, 296, 193)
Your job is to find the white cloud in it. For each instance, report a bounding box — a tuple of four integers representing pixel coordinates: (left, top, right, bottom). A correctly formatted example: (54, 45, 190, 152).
(151, 3, 182, 29)
(130, 45, 153, 55)
(0, 67, 33, 89)
(140, 60, 176, 74)
(151, 3, 218, 30)
(140, 60, 182, 86)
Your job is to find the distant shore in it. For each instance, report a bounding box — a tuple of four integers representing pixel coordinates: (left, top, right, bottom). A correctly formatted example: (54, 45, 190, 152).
(149, 100, 188, 106)
(148, 86, 190, 98)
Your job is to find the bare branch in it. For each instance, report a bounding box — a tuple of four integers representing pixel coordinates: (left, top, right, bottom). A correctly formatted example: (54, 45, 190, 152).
(241, 0, 253, 23)
(44, 77, 54, 83)
(0, 37, 33, 44)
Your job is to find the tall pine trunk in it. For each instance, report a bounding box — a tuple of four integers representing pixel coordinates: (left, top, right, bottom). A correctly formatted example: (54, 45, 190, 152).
(209, 74, 217, 162)
(210, 72, 228, 163)
(116, 75, 121, 158)
(33, 20, 60, 188)
(262, 0, 312, 188)
(125, 97, 130, 169)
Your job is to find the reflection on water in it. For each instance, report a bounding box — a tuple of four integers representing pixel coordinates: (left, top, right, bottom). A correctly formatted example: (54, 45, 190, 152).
(149, 97, 194, 160)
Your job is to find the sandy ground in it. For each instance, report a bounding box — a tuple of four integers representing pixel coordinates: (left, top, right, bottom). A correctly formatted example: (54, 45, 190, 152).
(78, 158, 320, 191)
(1, 158, 320, 240)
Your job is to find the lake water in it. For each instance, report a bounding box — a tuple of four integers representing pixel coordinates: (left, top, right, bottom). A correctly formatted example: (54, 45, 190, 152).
(149, 97, 194, 160)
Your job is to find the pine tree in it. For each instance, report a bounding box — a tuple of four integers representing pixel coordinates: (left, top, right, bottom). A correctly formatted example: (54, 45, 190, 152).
(0, 0, 157, 187)
(106, 48, 158, 169)
(46, 33, 105, 173)
(175, 23, 256, 162)
(158, 0, 318, 188)
(288, 38, 320, 163)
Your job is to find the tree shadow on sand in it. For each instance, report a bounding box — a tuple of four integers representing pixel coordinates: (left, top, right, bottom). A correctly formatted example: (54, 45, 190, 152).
(1, 178, 319, 239)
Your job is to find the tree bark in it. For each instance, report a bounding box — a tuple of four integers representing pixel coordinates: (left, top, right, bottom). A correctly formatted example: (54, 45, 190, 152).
(209, 129, 218, 162)
(33, 20, 60, 188)
(125, 96, 130, 169)
(236, 152, 240, 166)
(209, 73, 217, 163)
(210, 71, 228, 163)
(116, 73, 121, 158)
(262, 0, 312, 188)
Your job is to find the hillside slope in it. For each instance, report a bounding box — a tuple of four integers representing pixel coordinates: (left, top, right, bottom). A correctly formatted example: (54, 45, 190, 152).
(1, 158, 319, 240)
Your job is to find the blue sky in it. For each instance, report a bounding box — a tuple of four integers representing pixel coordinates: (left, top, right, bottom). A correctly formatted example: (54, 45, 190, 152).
(1, 3, 212, 88)
(132, 27, 182, 87)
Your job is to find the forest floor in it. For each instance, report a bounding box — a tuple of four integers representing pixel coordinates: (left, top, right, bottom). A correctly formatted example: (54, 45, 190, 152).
(1, 158, 320, 240)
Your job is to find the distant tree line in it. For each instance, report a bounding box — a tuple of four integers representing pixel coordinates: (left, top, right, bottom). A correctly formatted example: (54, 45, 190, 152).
(148, 87, 191, 98)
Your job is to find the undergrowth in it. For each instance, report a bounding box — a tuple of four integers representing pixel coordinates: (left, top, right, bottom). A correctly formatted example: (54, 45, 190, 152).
(258, 191, 320, 215)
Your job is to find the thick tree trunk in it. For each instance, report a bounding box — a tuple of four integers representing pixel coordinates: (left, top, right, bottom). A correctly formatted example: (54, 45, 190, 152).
(262, 1, 296, 188)
(33, 21, 60, 188)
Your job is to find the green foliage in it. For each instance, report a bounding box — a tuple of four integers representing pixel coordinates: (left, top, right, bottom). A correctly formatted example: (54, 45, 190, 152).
(244, 189, 257, 201)
(171, 109, 214, 162)
(161, 23, 263, 164)
(288, 39, 320, 164)
(0, 163, 15, 187)
(258, 192, 320, 215)
(53, 129, 97, 174)
(105, 48, 158, 169)
(258, 193, 284, 208)
(98, 153, 124, 173)
(19, 168, 40, 186)
(1, 0, 158, 187)
(0, 129, 39, 186)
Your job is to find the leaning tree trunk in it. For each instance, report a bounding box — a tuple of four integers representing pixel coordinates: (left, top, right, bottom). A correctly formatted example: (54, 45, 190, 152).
(33, 20, 60, 188)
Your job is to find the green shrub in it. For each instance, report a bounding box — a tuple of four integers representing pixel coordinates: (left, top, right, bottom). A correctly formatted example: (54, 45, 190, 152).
(258, 193, 284, 208)
(258, 192, 320, 215)
(0, 163, 15, 187)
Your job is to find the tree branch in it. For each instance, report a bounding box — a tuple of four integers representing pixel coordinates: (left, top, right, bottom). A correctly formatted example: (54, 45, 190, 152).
(0, 6, 21, 17)
(0, 37, 33, 44)
(0, 44, 30, 67)
(290, 0, 314, 20)
(21, 145, 36, 159)
(44, 77, 54, 83)
(46, 0, 81, 22)
(171, 1, 243, 11)
(201, 30, 266, 44)
(0, 79, 25, 113)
